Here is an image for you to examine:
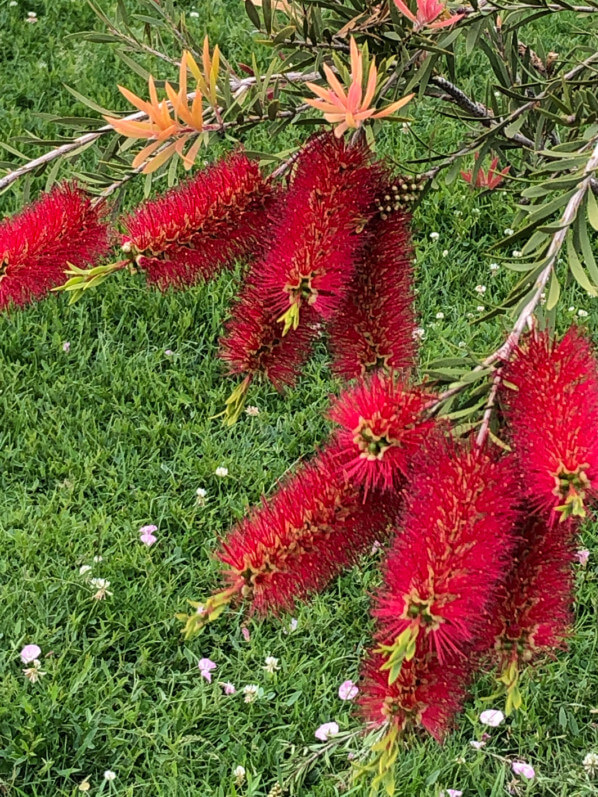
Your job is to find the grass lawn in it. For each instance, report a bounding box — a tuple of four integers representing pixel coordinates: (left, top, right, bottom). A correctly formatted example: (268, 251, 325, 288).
(1, 1, 597, 795)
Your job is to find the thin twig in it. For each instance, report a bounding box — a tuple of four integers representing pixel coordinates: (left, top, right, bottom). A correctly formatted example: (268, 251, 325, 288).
(0, 71, 317, 193)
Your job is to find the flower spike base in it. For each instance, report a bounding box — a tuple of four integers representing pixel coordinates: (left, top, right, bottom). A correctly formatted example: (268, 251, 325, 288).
(221, 376, 252, 427)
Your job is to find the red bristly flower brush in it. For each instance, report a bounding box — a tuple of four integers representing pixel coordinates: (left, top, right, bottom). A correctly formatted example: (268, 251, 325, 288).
(328, 372, 435, 496)
(481, 515, 575, 714)
(257, 133, 384, 332)
(177, 444, 401, 637)
(120, 150, 273, 290)
(501, 327, 598, 525)
(219, 134, 384, 421)
(328, 207, 416, 380)
(371, 436, 520, 677)
(0, 183, 111, 311)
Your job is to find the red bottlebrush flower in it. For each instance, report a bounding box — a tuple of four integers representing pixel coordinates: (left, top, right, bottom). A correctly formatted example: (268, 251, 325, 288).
(328, 208, 415, 380)
(217, 444, 401, 616)
(328, 372, 435, 495)
(461, 154, 510, 190)
(257, 133, 384, 330)
(482, 515, 574, 713)
(373, 437, 519, 669)
(219, 277, 318, 391)
(0, 183, 111, 311)
(502, 327, 598, 524)
(121, 150, 273, 290)
(359, 652, 469, 742)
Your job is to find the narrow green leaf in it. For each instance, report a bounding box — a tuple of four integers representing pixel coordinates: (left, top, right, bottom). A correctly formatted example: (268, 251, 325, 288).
(586, 189, 598, 231)
(244, 0, 261, 29)
(546, 269, 561, 311)
(567, 232, 598, 296)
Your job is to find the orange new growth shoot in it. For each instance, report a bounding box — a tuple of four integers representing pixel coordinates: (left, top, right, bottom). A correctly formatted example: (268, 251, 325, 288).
(305, 38, 413, 138)
(104, 39, 220, 173)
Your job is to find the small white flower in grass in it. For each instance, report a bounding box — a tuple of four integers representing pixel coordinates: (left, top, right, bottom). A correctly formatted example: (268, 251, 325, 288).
(504, 228, 514, 236)
(458, 342, 466, 349)
(139, 524, 158, 546)
(243, 684, 259, 703)
(489, 262, 499, 273)
(475, 285, 487, 295)
(79, 564, 92, 576)
(412, 327, 425, 341)
(189, 10, 200, 17)
(196, 487, 207, 506)
(480, 709, 504, 727)
(568, 306, 576, 312)
(371, 540, 382, 554)
(233, 765, 246, 785)
(93, 555, 103, 563)
(472, 207, 480, 215)
(20, 644, 41, 664)
(315, 722, 339, 741)
(470, 740, 486, 749)
(576, 549, 590, 566)
(215, 466, 229, 478)
(283, 617, 298, 634)
(90, 578, 112, 600)
(578, 309, 589, 318)
(23, 660, 46, 683)
(435, 312, 445, 320)
(78, 780, 91, 793)
(454, 210, 462, 217)
(246, 405, 260, 417)
(338, 680, 359, 701)
(264, 656, 280, 675)
(62, 341, 70, 352)
(583, 751, 598, 777)
(441, 790, 463, 797)
(512, 250, 522, 258)
(540, 291, 547, 305)
(164, 349, 175, 356)
(476, 305, 485, 312)
(9, 2, 18, 7)
(198, 658, 217, 682)
(512, 761, 535, 779)
(220, 681, 236, 695)
(466, 312, 474, 319)
(442, 249, 449, 257)
(103, 771, 116, 782)
(429, 232, 440, 240)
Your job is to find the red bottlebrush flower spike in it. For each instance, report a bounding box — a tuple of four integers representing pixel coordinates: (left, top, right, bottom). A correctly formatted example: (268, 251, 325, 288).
(328, 208, 416, 379)
(258, 133, 384, 331)
(502, 327, 598, 524)
(359, 652, 469, 742)
(373, 437, 519, 672)
(217, 444, 401, 617)
(121, 151, 273, 290)
(482, 515, 575, 714)
(329, 372, 435, 495)
(219, 278, 319, 392)
(0, 183, 111, 311)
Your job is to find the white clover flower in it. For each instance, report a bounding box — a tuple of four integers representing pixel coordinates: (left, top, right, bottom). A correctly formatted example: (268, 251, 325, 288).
(23, 660, 46, 683)
(476, 305, 485, 312)
(233, 765, 246, 784)
(429, 232, 440, 240)
(583, 752, 598, 777)
(103, 771, 116, 782)
(93, 555, 103, 563)
(435, 312, 445, 320)
(475, 285, 487, 295)
(243, 684, 259, 703)
(79, 564, 92, 576)
(578, 309, 589, 318)
(263, 656, 280, 675)
(196, 487, 207, 506)
(90, 578, 112, 600)
(442, 249, 449, 257)
(215, 466, 229, 478)
(245, 406, 260, 417)
(412, 327, 425, 340)
(512, 250, 522, 258)
(458, 342, 466, 348)
(489, 262, 499, 272)
(504, 228, 514, 236)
